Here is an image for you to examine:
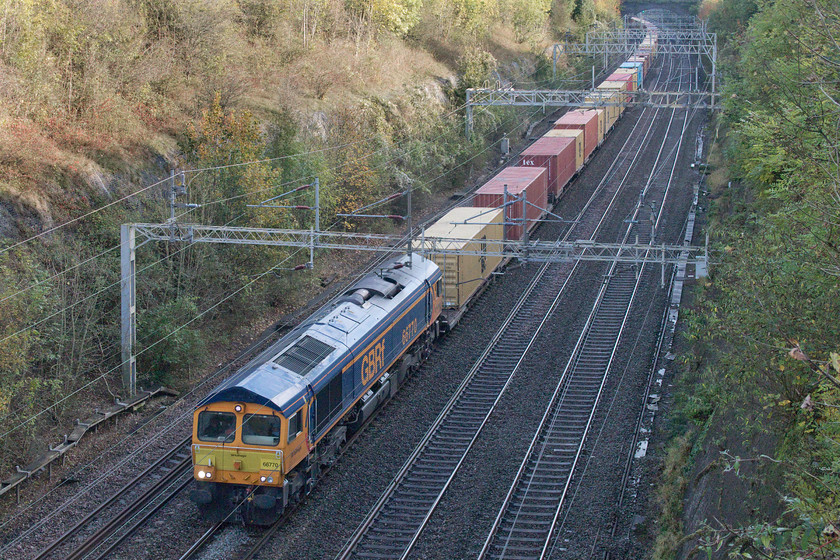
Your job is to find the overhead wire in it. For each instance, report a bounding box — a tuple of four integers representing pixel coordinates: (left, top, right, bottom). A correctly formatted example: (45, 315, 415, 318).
(0, 177, 172, 256)
(0, 76, 527, 304)
(0, 236, 210, 347)
(0, 96, 535, 441)
(0, 92, 482, 262)
(0, 209, 252, 426)
(0, 96, 491, 362)
(170, 97, 487, 222)
(0, 116, 491, 541)
(0, 87, 550, 558)
(1, 69, 573, 444)
(0, 32, 683, 546)
(0, 244, 121, 304)
(0, 59, 608, 544)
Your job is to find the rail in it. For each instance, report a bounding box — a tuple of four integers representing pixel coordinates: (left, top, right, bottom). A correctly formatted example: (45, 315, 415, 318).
(0, 386, 176, 503)
(34, 437, 192, 560)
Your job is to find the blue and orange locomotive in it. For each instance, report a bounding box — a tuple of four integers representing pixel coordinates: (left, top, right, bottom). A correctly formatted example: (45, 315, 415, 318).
(190, 254, 443, 524)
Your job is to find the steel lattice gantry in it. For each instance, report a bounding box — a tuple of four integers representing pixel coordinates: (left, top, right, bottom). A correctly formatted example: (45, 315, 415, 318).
(119, 222, 708, 396)
(466, 88, 717, 109)
(466, 16, 718, 137)
(464, 88, 718, 136)
(130, 222, 705, 263)
(632, 9, 704, 31)
(556, 37, 716, 57)
(585, 29, 714, 44)
(553, 26, 716, 76)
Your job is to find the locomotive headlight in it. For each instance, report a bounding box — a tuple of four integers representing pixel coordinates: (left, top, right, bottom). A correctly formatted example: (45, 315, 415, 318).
(234, 404, 243, 412)
(267, 477, 274, 483)
(260, 476, 267, 482)
(195, 465, 215, 480)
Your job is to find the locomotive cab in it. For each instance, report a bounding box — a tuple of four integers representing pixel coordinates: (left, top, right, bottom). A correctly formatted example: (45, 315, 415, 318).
(190, 401, 309, 524)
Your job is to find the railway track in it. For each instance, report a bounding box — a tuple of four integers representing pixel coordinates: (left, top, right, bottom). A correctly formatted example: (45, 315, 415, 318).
(213, 35, 684, 560)
(34, 437, 192, 560)
(478, 232, 648, 560)
(19, 20, 703, 560)
(478, 51, 700, 560)
(324, 38, 702, 560)
(331, 55, 686, 560)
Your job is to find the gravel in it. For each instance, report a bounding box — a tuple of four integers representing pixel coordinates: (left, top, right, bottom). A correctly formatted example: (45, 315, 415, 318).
(228, 52, 706, 560)
(0, 18, 707, 560)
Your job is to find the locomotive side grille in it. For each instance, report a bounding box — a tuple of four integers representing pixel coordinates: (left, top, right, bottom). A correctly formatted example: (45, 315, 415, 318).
(274, 336, 335, 376)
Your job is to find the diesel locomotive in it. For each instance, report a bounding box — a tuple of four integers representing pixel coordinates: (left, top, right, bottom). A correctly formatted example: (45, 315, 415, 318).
(190, 254, 443, 524)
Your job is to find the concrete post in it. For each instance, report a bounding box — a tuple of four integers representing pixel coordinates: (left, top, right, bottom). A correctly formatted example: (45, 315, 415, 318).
(314, 177, 320, 232)
(120, 224, 137, 397)
(465, 89, 473, 140)
(711, 36, 717, 108)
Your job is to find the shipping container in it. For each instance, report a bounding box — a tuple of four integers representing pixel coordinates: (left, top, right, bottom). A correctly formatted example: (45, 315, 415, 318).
(554, 110, 599, 161)
(544, 129, 583, 170)
(628, 56, 649, 73)
(598, 80, 630, 108)
(594, 108, 607, 143)
(422, 207, 504, 309)
(516, 136, 577, 198)
(607, 72, 637, 91)
(620, 61, 644, 87)
(636, 47, 655, 60)
(587, 92, 621, 130)
(474, 167, 547, 241)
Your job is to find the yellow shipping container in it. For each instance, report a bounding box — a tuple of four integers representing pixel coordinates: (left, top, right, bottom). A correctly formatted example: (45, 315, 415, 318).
(598, 81, 630, 119)
(588, 91, 621, 129)
(422, 207, 504, 309)
(544, 129, 584, 170)
(593, 108, 606, 144)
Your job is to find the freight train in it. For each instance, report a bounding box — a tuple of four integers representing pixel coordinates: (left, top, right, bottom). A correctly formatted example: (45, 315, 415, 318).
(189, 19, 659, 525)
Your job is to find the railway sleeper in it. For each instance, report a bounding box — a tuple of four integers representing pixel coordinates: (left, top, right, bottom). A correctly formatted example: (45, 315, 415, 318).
(497, 522, 552, 535)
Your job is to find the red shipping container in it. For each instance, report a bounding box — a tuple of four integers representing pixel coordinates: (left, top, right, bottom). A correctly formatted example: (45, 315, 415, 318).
(474, 167, 547, 241)
(607, 72, 636, 91)
(516, 136, 576, 199)
(554, 110, 599, 162)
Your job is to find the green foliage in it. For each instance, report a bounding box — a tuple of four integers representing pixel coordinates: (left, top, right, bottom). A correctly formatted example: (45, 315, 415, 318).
(0, 248, 55, 383)
(656, 0, 840, 557)
(345, 0, 423, 36)
(571, 0, 596, 28)
(458, 47, 498, 89)
(700, 0, 758, 40)
(451, 0, 496, 37)
(0, 0, 617, 476)
(237, 0, 283, 38)
(509, 0, 551, 43)
(137, 296, 205, 382)
(183, 92, 282, 225)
